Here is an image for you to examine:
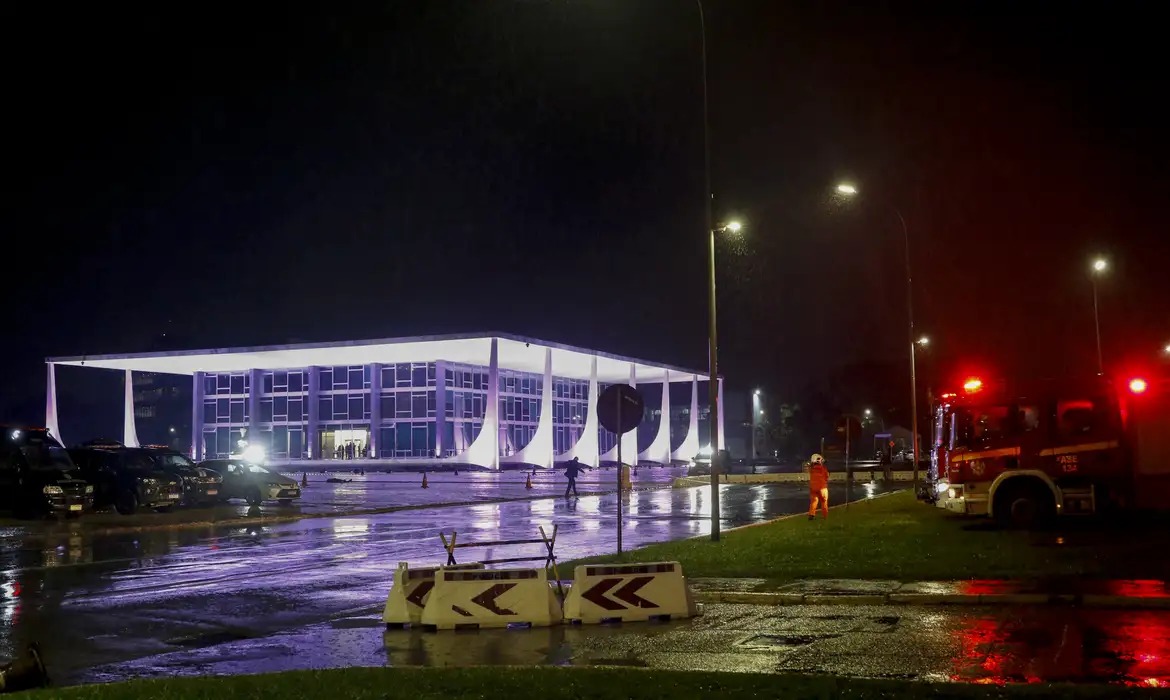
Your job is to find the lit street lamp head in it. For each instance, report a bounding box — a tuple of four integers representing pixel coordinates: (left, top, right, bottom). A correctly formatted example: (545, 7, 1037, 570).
(916, 336, 930, 346)
(726, 220, 742, 233)
(836, 183, 858, 196)
(1092, 258, 1108, 274)
(864, 408, 872, 416)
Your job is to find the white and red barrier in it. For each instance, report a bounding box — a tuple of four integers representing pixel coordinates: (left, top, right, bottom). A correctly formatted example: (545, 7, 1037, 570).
(563, 561, 698, 624)
(420, 567, 561, 630)
(383, 562, 484, 627)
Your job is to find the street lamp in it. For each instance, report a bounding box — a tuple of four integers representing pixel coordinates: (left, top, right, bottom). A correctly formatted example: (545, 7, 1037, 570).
(708, 217, 742, 529)
(1091, 257, 1108, 375)
(1163, 343, 1170, 356)
(916, 336, 930, 347)
(835, 182, 922, 490)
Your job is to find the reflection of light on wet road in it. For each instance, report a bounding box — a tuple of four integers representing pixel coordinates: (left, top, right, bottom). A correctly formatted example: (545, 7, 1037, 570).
(331, 520, 370, 539)
(4, 480, 904, 684)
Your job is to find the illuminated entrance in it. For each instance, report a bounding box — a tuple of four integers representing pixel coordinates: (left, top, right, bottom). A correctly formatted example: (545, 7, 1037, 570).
(319, 426, 369, 459)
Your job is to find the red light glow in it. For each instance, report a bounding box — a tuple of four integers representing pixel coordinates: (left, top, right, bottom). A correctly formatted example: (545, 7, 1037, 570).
(963, 378, 983, 393)
(1130, 378, 1149, 395)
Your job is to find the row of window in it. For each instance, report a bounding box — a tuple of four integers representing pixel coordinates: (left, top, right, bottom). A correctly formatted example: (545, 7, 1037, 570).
(204, 394, 630, 428)
(205, 368, 620, 402)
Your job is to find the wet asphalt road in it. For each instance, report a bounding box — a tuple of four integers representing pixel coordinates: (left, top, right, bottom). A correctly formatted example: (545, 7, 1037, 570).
(0, 466, 694, 534)
(1, 480, 897, 684)
(75, 603, 1170, 688)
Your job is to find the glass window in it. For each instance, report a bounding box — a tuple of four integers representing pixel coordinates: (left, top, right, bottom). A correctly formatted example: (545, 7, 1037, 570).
(412, 366, 426, 387)
(427, 391, 436, 415)
(217, 374, 231, 393)
(348, 397, 365, 421)
(349, 368, 364, 391)
(289, 398, 303, 422)
(397, 364, 411, 383)
(289, 372, 304, 393)
(230, 374, 245, 394)
(318, 397, 331, 421)
(217, 398, 229, 420)
(203, 401, 216, 424)
(273, 371, 286, 392)
(274, 396, 288, 418)
(380, 426, 396, 454)
(1057, 398, 1110, 439)
(380, 394, 395, 418)
(204, 375, 217, 396)
(230, 400, 245, 423)
(263, 373, 274, 394)
(412, 393, 427, 418)
(396, 423, 410, 455)
(260, 399, 274, 423)
(413, 425, 428, 456)
(382, 367, 396, 388)
(319, 369, 332, 391)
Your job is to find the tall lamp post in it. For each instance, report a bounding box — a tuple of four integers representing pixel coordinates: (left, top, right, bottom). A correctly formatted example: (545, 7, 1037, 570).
(835, 183, 923, 490)
(1090, 257, 1107, 375)
(707, 219, 740, 541)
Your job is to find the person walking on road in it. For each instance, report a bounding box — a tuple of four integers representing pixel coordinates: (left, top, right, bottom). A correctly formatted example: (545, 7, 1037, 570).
(564, 457, 589, 498)
(808, 453, 830, 520)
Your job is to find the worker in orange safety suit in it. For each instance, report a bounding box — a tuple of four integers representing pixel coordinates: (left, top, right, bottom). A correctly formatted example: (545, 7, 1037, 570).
(808, 453, 830, 520)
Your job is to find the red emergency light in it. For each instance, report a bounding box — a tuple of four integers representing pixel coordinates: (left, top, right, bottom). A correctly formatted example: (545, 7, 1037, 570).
(962, 378, 984, 393)
(1129, 377, 1149, 395)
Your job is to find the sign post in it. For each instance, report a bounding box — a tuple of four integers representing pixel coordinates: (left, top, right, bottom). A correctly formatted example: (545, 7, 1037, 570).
(597, 384, 645, 556)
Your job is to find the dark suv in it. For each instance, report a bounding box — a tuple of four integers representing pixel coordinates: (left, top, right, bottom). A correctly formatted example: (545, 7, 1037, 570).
(138, 445, 222, 506)
(0, 425, 93, 517)
(68, 444, 184, 515)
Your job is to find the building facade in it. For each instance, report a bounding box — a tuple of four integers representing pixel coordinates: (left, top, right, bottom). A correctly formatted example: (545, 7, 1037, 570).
(47, 334, 723, 469)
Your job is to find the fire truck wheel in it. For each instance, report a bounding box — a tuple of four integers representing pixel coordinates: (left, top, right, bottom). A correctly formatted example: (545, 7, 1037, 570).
(994, 481, 1055, 529)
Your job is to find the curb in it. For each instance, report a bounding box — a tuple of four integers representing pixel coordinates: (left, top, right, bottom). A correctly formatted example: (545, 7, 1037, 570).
(694, 590, 1170, 609)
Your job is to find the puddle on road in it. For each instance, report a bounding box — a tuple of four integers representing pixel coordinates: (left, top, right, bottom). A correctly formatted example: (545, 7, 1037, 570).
(165, 630, 255, 647)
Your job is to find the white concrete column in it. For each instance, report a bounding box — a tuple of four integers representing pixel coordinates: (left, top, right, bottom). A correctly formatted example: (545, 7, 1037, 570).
(505, 348, 554, 469)
(123, 369, 140, 447)
(564, 356, 600, 467)
(192, 371, 205, 460)
(717, 377, 726, 451)
(45, 363, 63, 445)
(639, 370, 672, 465)
(671, 375, 700, 461)
(621, 364, 638, 466)
(463, 338, 499, 469)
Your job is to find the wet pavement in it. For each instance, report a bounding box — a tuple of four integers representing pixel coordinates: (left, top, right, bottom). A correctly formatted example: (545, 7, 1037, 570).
(79, 603, 1170, 688)
(0, 480, 898, 684)
(0, 466, 693, 535)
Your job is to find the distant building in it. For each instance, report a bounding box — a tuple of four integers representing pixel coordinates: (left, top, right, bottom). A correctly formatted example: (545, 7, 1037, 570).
(47, 333, 724, 468)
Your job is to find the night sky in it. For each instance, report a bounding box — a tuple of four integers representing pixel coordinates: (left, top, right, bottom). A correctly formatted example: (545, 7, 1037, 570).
(5, 1, 1169, 434)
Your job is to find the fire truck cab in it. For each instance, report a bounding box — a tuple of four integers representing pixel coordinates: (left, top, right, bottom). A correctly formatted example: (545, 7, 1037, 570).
(932, 374, 1170, 528)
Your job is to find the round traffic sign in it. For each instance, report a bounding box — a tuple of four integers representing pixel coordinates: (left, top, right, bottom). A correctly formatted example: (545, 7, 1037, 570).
(597, 384, 644, 435)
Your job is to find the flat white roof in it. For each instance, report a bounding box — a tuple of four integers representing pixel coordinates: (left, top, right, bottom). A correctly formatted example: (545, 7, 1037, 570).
(47, 332, 708, 384)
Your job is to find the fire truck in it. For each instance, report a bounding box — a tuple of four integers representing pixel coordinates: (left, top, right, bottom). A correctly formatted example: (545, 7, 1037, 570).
(930, 373, 1170, 528)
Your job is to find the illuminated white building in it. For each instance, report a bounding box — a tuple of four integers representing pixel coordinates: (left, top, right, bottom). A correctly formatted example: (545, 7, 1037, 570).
(45, 333, 722, 469)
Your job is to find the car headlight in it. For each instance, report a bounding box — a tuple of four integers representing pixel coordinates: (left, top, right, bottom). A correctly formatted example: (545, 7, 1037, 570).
(141, 477, 158, 487)
(42, 485, 64, 495)
(85, 485, 94, 494)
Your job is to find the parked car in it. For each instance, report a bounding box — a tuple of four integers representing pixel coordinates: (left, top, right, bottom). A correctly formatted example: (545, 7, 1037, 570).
(0, 425, 93, 517)
(199, 458, 302, 505)
(68, 444, 183, 515)
(138, 445, 223, 506)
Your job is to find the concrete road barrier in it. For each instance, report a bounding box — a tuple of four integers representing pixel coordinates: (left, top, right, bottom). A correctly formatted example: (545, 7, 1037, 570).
(563, 561, 699, 624)
(383, 562, 485, 628)
(420, 567, 562, 630)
